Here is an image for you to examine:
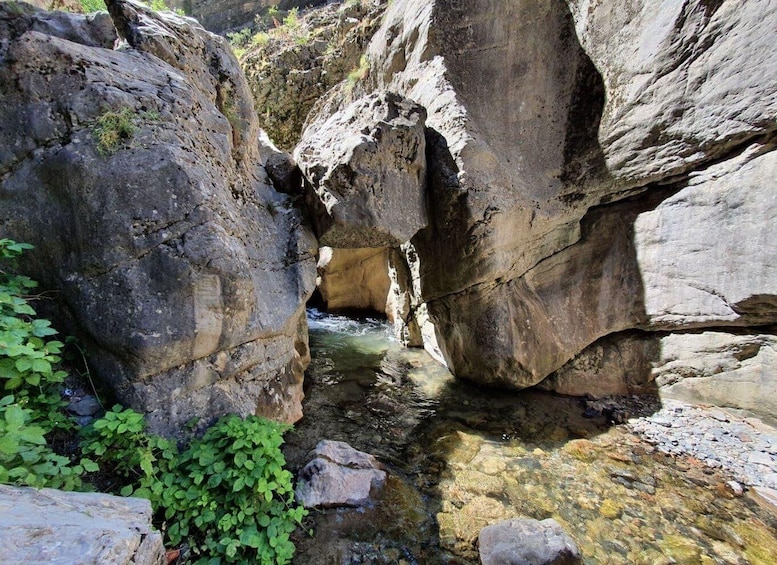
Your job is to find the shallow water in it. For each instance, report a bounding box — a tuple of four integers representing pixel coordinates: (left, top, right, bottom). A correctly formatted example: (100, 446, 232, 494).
(287, 310, 777, 564)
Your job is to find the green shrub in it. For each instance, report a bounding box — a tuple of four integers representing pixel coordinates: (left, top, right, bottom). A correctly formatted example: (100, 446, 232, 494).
(0, 239, 94, 490)
(80, 0, 184, 14)
(83, 410, 306, 564)
(346, 54, 370, 86)
(80, 405, 177, 490)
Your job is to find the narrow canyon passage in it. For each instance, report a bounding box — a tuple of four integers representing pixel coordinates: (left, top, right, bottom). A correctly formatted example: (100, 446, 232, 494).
(284, 310, 777, 564)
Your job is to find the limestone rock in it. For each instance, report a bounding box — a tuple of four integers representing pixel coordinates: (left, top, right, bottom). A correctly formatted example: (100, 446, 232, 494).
(0, 0, 316, 436)
(0, 485, 165, 565)
(565, 0, 777, 185)
(295, 90, 428, 248)
(635, 145, 777, 329)
(656, 333, 777, 420)
(543, 331, 777, 421)
(295, 440, 386, 508)
(479, 518, 582, 565)
(316, 246, 391, 316)
(346, 0, 777, 391)
(241, 1, 386, 150)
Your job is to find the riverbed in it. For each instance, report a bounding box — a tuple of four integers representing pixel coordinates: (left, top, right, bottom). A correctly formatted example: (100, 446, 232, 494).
(285, 310, 777, 564)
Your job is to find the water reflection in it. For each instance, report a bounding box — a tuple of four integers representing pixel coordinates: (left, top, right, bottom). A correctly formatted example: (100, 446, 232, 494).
(287, 310, 777, 564)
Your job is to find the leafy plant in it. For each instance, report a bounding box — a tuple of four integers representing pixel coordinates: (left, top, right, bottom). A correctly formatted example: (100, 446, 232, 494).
(158, 415, 306, 564)
(79, 0, 184, 15)
(0, 395, 96, 490)
(0, 239, 94, 490)
(80, 405, 177, 491)
(79, 0, 105, 12)
(83, 409, 307, 564)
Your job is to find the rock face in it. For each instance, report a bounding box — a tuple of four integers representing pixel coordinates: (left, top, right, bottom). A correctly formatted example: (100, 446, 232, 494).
(241, 1, 386, 151)
(479, 518, 582, 565)
(295, 440, 386, 508)
(293, 0, 777, 414)
(0, 485, 165, 564)
(316, 247, 391, 316)
(295, 90, 428, 248)
(166, 0, 329, 34)
(0, 0, 316, 436)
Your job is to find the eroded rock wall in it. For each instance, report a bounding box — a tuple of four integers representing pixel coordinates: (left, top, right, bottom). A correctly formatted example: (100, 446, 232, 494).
(166, 0, 329, 34)
(295, 0, 777, 418)
(0, 0, 316, 436)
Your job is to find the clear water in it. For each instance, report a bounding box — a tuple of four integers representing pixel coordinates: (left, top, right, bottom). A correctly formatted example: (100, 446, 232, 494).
(287, 309, 777, 564)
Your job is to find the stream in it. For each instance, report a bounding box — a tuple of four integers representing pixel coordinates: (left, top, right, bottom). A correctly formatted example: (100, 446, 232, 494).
(285, 309, 777, 564)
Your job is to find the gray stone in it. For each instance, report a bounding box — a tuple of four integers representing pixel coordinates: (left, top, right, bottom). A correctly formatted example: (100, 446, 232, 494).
(295, 90, 428, 248)
(295, 440, 386, 508)
(634, 147, 777, 329)
(0, 485, 164, 565)
(565, 0, 777, 185)
(68, 395, 103, 417)
(0, 0, 316, 437)
(479, 518, 582, 565)
(748, 452, 774, 467)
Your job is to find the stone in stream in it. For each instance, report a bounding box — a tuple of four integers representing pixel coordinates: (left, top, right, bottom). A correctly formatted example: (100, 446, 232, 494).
(295, 440, 386, 508)
(478, 518, 582, 565)
(0, 485, 164, 564)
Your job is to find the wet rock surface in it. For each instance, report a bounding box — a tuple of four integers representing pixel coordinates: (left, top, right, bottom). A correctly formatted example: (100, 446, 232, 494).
(479, 518, 582, 565)
(287, 311, 777, 564)
(296, 440, 386, 509)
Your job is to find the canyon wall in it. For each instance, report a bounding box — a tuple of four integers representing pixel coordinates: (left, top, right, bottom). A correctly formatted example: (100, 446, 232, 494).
(0, 0, 317, 436)
(291, 0, 777, 418)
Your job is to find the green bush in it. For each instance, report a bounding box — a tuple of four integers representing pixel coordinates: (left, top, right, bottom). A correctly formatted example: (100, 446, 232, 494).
(0, 239, 95, 490)
(1, 240, 307, 562)
(82, 409, 306, 564)
(79, 0, 184, 14)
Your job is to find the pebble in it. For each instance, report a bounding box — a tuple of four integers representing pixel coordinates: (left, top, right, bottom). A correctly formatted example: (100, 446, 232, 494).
(627, 400, 777, 490)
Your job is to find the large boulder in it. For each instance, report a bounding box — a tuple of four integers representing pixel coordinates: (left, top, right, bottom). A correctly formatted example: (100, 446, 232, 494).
(295, 90, 428, 248)
(295, 0, 777, 403)
(0, 0, 316, 436)
(0, 485, 165, 564)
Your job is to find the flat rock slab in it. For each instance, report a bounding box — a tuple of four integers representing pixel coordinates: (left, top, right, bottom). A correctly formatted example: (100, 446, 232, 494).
(295, 440, 386, 508)
(0, 485, 164, 565)
(479, 518, 582, 565)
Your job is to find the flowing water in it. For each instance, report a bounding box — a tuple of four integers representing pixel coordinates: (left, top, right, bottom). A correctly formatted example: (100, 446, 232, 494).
(286, 310, 777, 564)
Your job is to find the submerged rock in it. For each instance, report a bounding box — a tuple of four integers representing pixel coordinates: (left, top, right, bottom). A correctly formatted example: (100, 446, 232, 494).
(295, 440, 386, 508)
(0, 0, 316, 436)
(0, 485, 164, 565)
(479, 518, 582, 565)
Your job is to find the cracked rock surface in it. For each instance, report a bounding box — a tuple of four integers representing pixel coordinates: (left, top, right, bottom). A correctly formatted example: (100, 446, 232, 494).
(0, 0, 316, 437)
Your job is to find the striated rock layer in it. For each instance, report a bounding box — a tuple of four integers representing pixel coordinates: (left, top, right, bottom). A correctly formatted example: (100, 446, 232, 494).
(0, 0, 316, 436)
(0, 485, 165, 564)
(296, 0, 777, 418)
